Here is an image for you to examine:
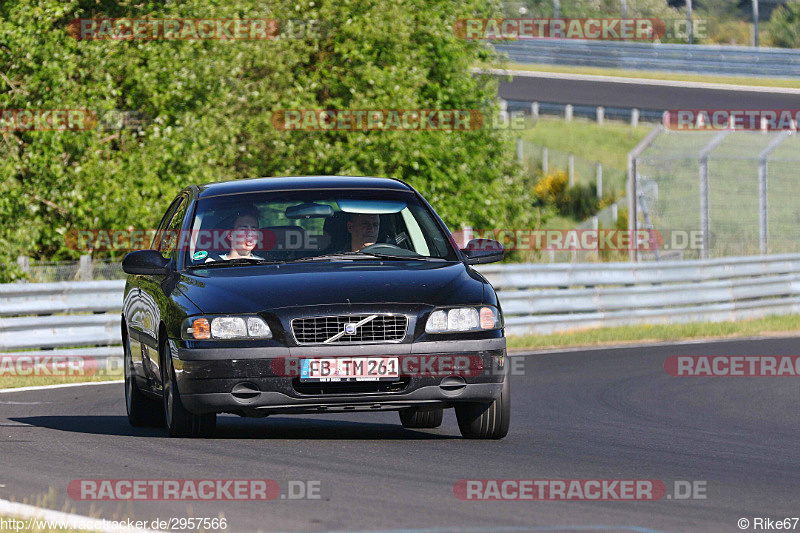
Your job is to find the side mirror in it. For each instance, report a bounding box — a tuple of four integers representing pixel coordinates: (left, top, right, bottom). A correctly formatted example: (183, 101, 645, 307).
(122, 250, 171, 275)
(461, 239, 504, 265)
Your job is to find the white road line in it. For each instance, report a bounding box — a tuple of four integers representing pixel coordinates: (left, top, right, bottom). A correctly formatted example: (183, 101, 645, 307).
(0, 380, 122, 394)
(0, 498, 163, 533)
(474, 67, 800, 95)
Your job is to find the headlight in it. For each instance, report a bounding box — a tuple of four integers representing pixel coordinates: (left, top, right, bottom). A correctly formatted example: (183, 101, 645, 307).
(425, 306, 501, 333)
(183, 316, 272, 340)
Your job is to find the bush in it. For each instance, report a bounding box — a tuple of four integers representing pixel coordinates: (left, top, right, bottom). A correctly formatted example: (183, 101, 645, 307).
(533, 170, 603, 220)
(765, 0, 800, 48)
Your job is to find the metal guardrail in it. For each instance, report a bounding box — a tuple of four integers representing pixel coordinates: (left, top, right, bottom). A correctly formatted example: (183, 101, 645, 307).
(478, 253, 800, 336)
(2, 255, 800, 360)
(496, 40, 800, 77)
(0, 281, 124, 364)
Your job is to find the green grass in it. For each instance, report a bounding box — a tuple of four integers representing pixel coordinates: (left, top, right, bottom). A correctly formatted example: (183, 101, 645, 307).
(0, 371, 122, 390)
(508, 314, 800, 351)
(520, 117, 650, 172)
(492, 62, 800, 89)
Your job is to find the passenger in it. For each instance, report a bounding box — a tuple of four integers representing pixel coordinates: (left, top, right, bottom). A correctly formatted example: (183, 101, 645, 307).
(206, 208, 264, 261)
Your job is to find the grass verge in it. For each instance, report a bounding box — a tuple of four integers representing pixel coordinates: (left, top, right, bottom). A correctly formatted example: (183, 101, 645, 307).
(0, 371, 122, 391)
(507, 314, 800, 351)
(519, 116, 649, 174)
(490, 61, 800, 89)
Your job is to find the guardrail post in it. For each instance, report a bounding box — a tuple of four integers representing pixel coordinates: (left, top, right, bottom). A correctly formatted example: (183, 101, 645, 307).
(78, 255, 92, 281)
(565, 104, 573, 122)
(542, 147, 548, 175)
(631, 109, 639, 129)
(611, 203, 618, 224)
(596, 163, 602, 198)
(568, 154, 575, 186)
(531, 102, 539, 120)
(596, 106, 604, 126)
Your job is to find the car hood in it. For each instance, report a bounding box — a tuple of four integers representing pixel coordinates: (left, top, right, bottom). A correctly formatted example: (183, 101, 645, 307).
(176, 261, 486, 314)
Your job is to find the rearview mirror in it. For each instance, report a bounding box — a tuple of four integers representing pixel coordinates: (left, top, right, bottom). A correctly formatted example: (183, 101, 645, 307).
(285, 203, 334, 219)
(122, 250, 171, 275)
(461, 239, 504, 265)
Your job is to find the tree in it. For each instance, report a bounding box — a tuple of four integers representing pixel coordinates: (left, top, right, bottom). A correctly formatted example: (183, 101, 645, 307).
(765, 0, 800, 48)
(0, 0, 537, 280)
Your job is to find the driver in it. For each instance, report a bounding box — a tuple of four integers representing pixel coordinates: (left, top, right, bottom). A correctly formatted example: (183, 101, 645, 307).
(347, 213, 380, 251)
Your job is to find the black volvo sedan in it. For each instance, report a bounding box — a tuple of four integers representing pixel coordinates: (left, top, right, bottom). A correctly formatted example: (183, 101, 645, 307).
(121, 176, 509, 439)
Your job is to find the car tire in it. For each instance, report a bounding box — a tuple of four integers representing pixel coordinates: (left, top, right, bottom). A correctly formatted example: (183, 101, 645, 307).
(124, 328, 164, 427)
(162, 338, 216, 438)
(455, 377, 510, 439)
(399, 405, 444, 429)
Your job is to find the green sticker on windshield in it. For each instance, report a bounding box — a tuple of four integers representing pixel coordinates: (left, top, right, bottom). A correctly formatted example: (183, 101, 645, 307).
(193, 251, 208, 260)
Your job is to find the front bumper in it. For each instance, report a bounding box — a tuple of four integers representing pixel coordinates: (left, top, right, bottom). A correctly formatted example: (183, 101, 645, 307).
(170, 338, 507, 415)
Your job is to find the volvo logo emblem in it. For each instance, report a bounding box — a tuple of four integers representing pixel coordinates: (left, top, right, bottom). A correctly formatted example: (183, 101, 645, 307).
(344, 323, 357, 335)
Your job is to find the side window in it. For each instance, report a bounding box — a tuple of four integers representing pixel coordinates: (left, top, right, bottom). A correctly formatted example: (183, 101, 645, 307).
(154, 197, 187, 260)
(152, 197, 183, 250)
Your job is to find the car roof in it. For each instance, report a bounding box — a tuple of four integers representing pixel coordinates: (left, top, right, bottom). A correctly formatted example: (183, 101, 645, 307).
(196, 176, 413, 198)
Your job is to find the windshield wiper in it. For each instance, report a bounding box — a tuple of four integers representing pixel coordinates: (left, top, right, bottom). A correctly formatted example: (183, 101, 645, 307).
(186, 258, 285, 269)
(290, 251, 443, 262)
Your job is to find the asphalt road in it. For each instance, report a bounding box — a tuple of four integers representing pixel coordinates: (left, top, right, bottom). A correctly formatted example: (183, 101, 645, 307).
(496, 71, 800, 110)
(2, 336, 800, 533)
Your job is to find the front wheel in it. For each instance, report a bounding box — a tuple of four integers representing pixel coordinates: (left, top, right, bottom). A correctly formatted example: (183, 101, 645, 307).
(124, 328, 164, 427)
(455, 378, 510, 439)
(399, 405, 444, 428)
(162, 339, 216, 438)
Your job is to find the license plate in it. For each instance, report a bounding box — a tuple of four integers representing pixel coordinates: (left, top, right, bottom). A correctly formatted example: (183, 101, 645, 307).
(300, 357, 399, 382)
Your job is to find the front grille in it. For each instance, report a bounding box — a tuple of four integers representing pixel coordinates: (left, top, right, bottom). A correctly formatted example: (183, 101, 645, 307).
(291, 314, 408, 345)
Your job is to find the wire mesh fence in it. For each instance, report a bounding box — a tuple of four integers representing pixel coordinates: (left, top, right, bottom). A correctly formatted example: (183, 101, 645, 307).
(16, 256, 125, 283)
(633, 129, 800, 260)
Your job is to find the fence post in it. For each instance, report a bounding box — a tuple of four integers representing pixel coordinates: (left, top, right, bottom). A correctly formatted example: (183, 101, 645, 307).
(757, 131, 790, 255)
(516, 137, 523, 163)
(531, 101, 539, 120)
(611, 203, 618, 225)
(78, 255, 92, 281)
(542, 147, 548, 175)
(596, 162, 602, 198)
(698, 131, 730, 259)
(596, 106, 604, 126)
(17, 256, 30, 280)
(568, 154, 575, 186)
(631, 109, 640, 129)
(565, 104, 573, 122)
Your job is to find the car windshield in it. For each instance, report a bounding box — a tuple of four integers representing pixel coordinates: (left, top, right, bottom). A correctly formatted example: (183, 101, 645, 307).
(184, 188, 458, 266)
